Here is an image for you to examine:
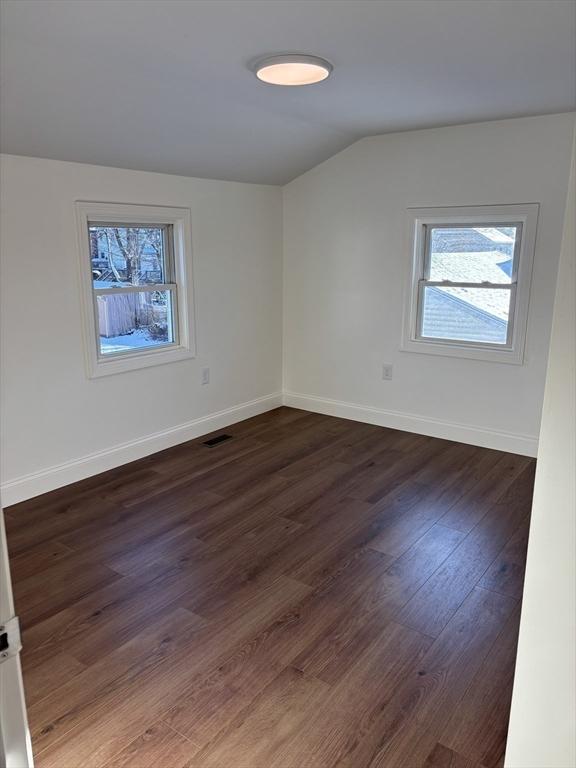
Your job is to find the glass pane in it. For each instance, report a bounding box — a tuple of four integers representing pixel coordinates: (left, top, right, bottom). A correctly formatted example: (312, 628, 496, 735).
(89, 225, 169, 287)
(420, 286, 511, 344)
(97, 290, 175, 356)
(428, 225, 518, 283)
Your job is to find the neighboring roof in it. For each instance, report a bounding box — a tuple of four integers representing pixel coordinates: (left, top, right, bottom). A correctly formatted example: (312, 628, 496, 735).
(430, 251, 512, 320)
(430, 228, 515, 321)
(422, 287, 508, 344)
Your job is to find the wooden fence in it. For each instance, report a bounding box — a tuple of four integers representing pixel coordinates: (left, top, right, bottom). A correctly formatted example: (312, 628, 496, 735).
(97, 293, 156, 338)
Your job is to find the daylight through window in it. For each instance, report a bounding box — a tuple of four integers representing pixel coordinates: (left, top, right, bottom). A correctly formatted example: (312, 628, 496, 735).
(419, 224, 520, 345)
(89, 224, 177, 356)
(403, 205, 538, 363)
(76, 202, 195, 377)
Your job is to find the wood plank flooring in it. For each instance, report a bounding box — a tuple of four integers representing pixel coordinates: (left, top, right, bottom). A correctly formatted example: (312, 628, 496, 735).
(5, 407, 535, 768)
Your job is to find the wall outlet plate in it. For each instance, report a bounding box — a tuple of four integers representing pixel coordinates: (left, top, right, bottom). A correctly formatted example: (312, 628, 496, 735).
(382, 364, 393, 380)
(201, 367, 210, 385)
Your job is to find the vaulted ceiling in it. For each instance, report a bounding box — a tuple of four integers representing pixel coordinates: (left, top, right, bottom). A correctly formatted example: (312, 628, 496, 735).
(1, 0, 575, 184)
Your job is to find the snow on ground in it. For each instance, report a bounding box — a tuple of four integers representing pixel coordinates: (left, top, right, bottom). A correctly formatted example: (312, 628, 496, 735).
(100, 329, 166, 355)
(93, 279, 123, 289)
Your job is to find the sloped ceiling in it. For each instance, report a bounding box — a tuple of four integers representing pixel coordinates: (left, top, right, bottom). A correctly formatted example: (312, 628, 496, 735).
(1, 0, 575, 184)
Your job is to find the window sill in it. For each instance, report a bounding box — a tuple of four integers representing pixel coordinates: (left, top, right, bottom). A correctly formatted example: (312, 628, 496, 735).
(400, 338, 525, 364)
(88, 344, 195, 378)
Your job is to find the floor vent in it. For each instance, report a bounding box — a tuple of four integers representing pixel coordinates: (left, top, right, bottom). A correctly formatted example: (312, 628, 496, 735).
(203, 434, 233, 447)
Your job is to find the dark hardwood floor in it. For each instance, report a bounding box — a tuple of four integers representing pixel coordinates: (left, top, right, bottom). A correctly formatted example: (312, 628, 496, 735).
(5, 407, 535, 768)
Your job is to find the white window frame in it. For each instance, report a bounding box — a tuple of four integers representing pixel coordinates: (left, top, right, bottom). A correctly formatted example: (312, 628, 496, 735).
(75, 201, 196, 378)
(401, 204, 539, 364)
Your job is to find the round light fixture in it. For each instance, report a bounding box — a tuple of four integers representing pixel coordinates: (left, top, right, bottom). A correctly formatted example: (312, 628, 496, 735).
(254, 54, 332, 86)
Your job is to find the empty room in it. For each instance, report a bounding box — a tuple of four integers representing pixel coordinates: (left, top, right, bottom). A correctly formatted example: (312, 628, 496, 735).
(0, 1, 575, 767)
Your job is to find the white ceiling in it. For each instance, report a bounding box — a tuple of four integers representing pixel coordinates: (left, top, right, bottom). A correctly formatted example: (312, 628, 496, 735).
(1, 0, 575, 185)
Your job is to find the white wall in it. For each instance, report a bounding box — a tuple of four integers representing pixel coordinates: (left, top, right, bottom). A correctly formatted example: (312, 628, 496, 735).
(505, 128, 576, 768)
(0, 155, 283, 504)
(1, 114, 574, 504)
(283, 114, 575, 454)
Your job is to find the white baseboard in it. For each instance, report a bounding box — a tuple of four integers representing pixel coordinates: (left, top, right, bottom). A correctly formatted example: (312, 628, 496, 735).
(2, 388, 538, 507)
(1, 393, 283, 507)
(283, 391, 538, 457)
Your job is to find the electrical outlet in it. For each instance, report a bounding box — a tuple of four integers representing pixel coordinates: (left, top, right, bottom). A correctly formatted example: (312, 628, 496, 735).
(382, 364, 393, 380)
(201, 367, 210, 385)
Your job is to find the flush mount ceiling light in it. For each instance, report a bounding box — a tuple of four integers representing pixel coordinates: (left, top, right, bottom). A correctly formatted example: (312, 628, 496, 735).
(254, 54, 332, 86)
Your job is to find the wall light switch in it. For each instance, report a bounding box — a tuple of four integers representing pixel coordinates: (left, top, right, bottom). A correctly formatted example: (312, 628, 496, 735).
(382, 364, 393, 380)
(201, 367, 210, 385)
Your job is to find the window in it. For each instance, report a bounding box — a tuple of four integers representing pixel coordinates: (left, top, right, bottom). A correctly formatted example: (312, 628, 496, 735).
(76, 202, 195, 377)
(402, 204, 538, 363)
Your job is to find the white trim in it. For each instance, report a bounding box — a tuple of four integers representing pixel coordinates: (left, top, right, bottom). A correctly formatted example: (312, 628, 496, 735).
(1, 393, 282, 507)
(401, 204, 539, 364)
(75, 201, 197, 378)
(2, 388, 538, 507)
(0, 512, 34, 767)
(282, 391, 538, 457)
(0, 658, 33, 768)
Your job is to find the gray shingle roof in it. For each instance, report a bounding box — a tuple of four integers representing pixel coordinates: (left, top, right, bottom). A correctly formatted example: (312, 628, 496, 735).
(422, 287, 508, 344)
